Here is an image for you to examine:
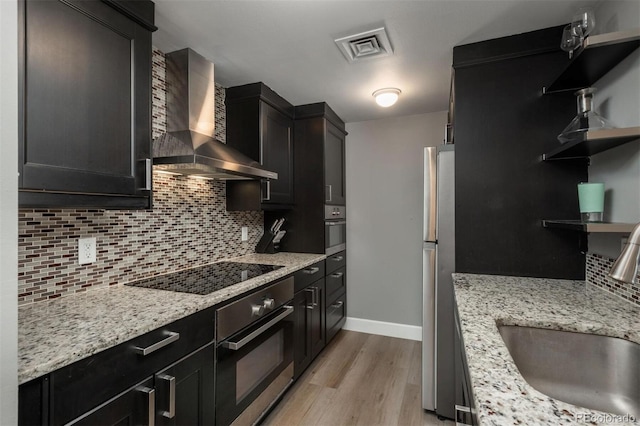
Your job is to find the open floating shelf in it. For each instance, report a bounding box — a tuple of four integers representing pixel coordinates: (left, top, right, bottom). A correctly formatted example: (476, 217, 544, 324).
(543, 28, 640, 94)
(542, 220, 636, 233)
(543, 126, 640, 160)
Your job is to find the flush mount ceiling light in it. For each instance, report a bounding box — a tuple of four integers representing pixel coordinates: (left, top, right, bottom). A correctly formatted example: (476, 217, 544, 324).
(373, 88, 401, 107)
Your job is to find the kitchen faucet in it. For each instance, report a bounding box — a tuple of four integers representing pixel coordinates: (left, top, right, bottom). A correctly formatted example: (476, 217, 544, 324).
(609, 222, 640, 284)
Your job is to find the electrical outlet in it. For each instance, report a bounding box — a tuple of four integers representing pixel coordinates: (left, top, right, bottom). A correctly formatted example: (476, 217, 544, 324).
(78, 237, 96, 265)
(241, 226, 249, 242)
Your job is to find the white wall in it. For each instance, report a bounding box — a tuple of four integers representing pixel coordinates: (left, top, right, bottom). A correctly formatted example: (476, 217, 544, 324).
(0, 0, 19, 423)
(588, 0, 640, 258)
(345, 111, 447, 337)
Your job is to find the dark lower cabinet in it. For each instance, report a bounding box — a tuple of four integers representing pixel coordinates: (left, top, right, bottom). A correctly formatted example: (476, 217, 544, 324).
(154, 343, 215, 426)
(293, 279, 325, 379)
(18, 376, 48, 426)
(309, 281, 326, 359)
(67, 343, 215, 426)
(293, 261, 326, 379)
(66, 377, 155, 426)
(18, 307, 215, 426)
(454, 306, 477, 426)
(325, 292, 346, 345)
(293, 255, 347, 379)
(18, 0, 156, 209)
(325, 251, 347, 345)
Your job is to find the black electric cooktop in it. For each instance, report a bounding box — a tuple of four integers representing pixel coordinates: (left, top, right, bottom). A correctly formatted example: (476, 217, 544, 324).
(126, 262, 283, 295)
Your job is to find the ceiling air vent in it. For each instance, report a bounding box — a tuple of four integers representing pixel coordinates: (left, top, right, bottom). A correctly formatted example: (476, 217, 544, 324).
(334, 27, 394, 63)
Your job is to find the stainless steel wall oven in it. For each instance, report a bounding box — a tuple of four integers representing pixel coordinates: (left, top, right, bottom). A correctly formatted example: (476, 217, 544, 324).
(325, 205, 346, 256)
(215, 277, 294, 426)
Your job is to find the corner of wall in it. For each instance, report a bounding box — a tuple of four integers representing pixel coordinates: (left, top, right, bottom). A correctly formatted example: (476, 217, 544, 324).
(0, 0, 19, 422)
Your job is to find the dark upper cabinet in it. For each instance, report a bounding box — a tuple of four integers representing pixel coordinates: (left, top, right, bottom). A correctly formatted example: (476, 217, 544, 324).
(269, 103, 347, 254)
(323, 122, 346, 205)
(226, 82, 294, 210)
(18, 0, 156, 209)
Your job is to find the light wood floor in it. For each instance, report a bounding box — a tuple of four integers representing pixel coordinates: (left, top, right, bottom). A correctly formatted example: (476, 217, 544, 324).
(263, 330, 455, 426)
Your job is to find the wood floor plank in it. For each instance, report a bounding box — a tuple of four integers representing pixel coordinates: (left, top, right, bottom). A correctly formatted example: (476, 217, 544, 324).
(407, 340, 422, 386)
(263, 330, 455, 426)
(398, 382, 422, 426)
(307, 329, 368, 389)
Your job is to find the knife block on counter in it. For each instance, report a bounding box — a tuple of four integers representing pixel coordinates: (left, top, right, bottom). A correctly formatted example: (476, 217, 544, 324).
(255, 230, 285, 254)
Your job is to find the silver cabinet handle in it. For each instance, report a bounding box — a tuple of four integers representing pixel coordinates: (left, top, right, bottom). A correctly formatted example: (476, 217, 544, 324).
(305, 287, 315, 310)
(326, 220, 346, 226)
(326, 184, 332, 202)
(310, 286, 319, 307)
(455, 405, 473, 426)
(157, 374, 176, 419)
(303, 267, 319, 275)
(331, 255, 344, 262)
(330, 272, 344, 279)
(262, 180, 271, 201)
(331, 301, 344, 309)
(137, 386, 155, 426)
(222, 306, 293, 350)
(133, 331, 180, 356)
(140, 158, 152, 191)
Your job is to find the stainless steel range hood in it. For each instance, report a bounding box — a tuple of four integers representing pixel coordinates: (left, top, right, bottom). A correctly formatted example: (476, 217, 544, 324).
(153, 48, 277, 181)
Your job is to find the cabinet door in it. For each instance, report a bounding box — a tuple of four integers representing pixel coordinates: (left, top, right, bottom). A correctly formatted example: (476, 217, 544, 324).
(66, 377, 155, 426)
(19, 376, 49, 426)
(293, 290, 312, 379)
(154, 343, 214, 426)
(310, 280, 326, 358)
(261, 103, 294, 205)
(19, 0, 152, 208)
(325, 292, 346, 345)
(323, 122, 346, 205)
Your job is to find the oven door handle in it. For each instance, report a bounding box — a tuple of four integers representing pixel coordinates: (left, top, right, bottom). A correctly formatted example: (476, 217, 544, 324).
(221, 306, 293, 351)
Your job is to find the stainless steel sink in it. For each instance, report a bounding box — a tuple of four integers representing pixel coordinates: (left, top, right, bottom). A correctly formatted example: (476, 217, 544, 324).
(498, 325, 640, 417)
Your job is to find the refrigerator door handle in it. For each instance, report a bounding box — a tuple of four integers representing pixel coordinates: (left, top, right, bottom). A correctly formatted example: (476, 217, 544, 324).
(423, 147, 437, 242)
(422, 242, 437, 411)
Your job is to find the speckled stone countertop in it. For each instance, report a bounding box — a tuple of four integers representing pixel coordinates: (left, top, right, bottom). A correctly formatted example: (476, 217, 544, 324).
(18, 252, 325, 385)
(453, 273, 640, 425)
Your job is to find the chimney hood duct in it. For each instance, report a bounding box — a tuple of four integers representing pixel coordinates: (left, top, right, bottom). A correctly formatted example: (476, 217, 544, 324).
(153, 48, 277, 181)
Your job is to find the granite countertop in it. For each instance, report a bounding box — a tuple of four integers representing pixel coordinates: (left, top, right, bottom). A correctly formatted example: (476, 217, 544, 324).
(453, 273, 640, 425)
(18, 252, 325, 385)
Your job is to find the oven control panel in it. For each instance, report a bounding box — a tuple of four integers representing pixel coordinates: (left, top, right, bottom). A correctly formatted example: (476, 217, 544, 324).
(216, 276, 294, 341)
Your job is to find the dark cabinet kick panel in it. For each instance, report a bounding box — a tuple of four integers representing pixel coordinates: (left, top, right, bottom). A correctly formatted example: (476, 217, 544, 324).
(18, 0, 155, 208)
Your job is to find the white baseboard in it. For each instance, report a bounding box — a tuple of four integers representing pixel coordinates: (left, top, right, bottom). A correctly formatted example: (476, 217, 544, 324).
(343, 317, 422, 341)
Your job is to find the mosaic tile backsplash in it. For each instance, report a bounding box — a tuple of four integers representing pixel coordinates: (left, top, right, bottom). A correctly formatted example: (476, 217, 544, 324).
(586, 252, 640, 306)
(18, 48, 264, 305)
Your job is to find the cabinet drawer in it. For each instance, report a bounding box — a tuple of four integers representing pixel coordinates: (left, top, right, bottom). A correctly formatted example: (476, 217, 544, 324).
(294, 261, 325, 292)
(325, 251, 346, 274)
(51, 307, 215, 425)
(325, 267, 346, 301)
(326, 293, 346, 344)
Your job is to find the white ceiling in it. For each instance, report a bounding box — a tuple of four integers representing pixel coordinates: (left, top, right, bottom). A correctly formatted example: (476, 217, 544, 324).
(153, 0, 601, 123)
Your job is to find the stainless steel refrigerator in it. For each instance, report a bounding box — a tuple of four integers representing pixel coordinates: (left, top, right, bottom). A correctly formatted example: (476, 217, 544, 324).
(422, 145, 455, 419)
